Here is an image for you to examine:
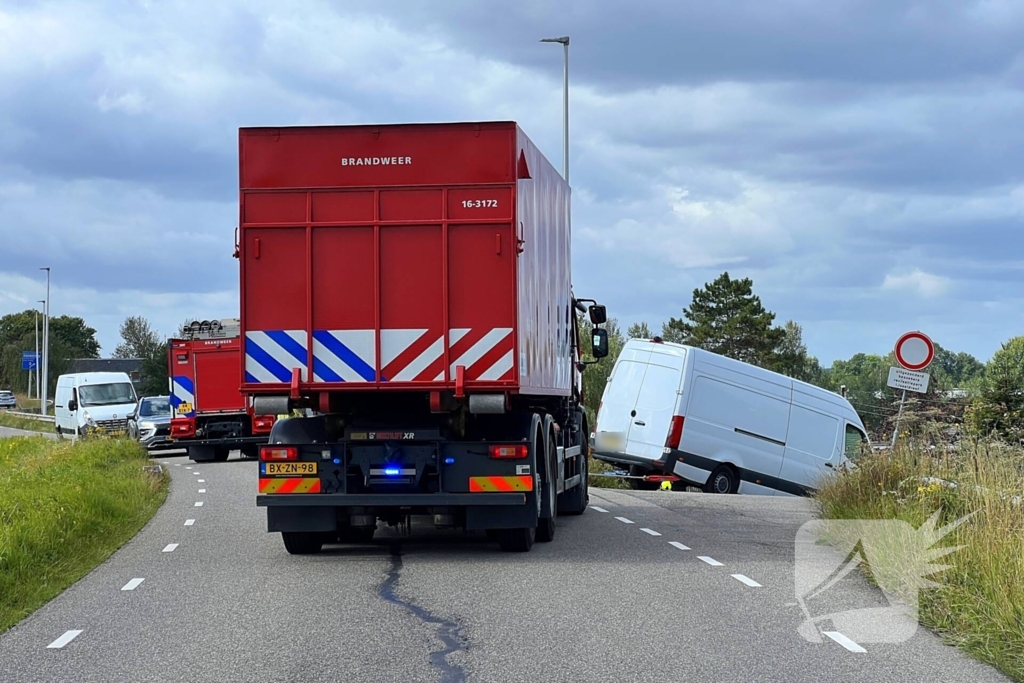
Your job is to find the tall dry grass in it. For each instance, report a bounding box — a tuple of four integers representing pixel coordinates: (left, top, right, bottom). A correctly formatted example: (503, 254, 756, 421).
(817, 440, 1024, 680)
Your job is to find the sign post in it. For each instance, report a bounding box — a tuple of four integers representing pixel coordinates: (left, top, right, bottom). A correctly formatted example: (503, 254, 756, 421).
(888, 331, 935, 447)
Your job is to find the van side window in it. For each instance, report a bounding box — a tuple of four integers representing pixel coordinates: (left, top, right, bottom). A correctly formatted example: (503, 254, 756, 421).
(844, 424, 867, 460)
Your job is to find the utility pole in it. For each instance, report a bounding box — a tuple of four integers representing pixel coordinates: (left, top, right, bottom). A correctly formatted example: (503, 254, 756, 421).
(40, 268, 50, 415)
(540, 35, 570, 184)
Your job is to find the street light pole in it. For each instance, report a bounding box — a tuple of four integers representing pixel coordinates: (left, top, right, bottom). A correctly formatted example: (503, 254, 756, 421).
(40, 268, 50, 415)
(36, 301, 44, 406)
(540, 35, 570, 184)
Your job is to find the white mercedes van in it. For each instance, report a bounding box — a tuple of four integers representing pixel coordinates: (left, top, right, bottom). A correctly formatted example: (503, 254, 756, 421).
(54, 372, 139, 439)
(593, 338, 868, 496)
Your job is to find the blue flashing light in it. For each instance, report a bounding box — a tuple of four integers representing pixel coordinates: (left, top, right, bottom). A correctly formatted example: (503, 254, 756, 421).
(332, 458, 341, 465)
(384, 467, 401, 476)
(443, 457, 455, 465)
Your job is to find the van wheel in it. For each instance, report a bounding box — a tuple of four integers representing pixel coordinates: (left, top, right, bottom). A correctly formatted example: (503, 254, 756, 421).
(704, 465, 739, 494)
(55, 426, 64, 440)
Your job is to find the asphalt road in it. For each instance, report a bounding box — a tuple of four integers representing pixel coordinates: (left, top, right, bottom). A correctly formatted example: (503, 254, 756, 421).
(0, 446, 1010, 683)
(0, 425, 57, 439)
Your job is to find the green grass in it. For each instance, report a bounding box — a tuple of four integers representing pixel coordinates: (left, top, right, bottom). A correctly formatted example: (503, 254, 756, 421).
(589, 457, 632, 489)
(0, 411, 56, 432)
(816, 441, 1024, 681)
(0, 436, 167, 633)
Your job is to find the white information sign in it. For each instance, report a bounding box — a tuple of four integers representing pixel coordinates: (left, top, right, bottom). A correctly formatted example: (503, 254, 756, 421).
(887, 366, 930, 394)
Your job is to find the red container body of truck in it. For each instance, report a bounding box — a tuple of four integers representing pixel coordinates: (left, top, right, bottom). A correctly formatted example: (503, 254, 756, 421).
(238, 122, 608, 553)
(169, 319, 275, 462)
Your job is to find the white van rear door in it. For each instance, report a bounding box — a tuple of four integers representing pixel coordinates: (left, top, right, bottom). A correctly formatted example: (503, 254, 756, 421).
(594, 357, 649, 455)
(626, 354, 685, 461)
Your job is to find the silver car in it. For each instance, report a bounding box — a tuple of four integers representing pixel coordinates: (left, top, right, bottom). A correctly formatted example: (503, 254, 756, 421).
(131, 395, 172, 450)
(0, 390, 17, 409)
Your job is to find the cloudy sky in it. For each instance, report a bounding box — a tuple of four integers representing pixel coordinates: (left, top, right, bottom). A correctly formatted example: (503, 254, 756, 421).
(1, 0, 1023, 365)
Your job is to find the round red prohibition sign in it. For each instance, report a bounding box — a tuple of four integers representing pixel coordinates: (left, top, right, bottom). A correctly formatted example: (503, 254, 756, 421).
(894, 331, 934, 371)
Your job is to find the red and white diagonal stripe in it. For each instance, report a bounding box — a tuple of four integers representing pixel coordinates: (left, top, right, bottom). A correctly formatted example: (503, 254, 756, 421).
(449, 327, 514, 381)
(381, 329, 445, 382)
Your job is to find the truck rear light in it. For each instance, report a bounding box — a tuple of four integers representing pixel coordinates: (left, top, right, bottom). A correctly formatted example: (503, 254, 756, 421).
(171, 419, 195, 438)
(665, 416, 685, 450)
(489, 445, 529, 459)
(261, 446, 298, 461)
(253, 415, 276, 434)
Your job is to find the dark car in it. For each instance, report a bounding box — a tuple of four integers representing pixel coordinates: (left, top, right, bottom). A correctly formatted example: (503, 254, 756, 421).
(131, 395, 172, 450)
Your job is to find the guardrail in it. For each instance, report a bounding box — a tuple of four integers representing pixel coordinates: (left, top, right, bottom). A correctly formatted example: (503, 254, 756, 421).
(2, 410, 56, 423)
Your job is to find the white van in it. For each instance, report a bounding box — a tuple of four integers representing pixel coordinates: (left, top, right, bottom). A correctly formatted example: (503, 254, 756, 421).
(55, 372, 139, 439)
(593, 339, 868, 496)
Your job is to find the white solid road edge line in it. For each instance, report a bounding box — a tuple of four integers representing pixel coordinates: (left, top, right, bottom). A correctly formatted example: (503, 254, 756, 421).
(614, 516, 634, 524)
(823, 631, 867, 653)
(590, 506, 608, 513)
(669, 541, 691, 551)
(184, 519, 196, 526)
(46, 630, 83, 649)
(697, 556, 724, 566)
(162, 544, 179, 553)
(640, 528, 662, 536)
(731, 574, 762, 587)
(121, 578, 145, 591)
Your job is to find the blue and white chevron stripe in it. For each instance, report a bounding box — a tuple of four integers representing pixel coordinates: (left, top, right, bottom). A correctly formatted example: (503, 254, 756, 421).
(245, 330, 309, 383)
(312, 329, 376, 382)
(170, 375, 195, 417)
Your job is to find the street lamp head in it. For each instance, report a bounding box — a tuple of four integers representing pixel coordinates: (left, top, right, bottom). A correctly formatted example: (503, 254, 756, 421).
(540, 36, 569, 45)
(39, 266, 50, 272)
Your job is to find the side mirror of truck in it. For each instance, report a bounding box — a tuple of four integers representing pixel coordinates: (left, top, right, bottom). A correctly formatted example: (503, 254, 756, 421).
(588, 304, 607, 325)
(591, 328, 609, 359)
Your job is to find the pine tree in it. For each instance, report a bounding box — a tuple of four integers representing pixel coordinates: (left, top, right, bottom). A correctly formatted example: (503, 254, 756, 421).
(663, 272, 785, 367)
(627, 322, 652, 339)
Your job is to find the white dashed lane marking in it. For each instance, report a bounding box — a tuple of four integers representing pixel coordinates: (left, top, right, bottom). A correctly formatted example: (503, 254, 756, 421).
(184, 519, 195, 526)
(46, 630, 83, 649)
(669, 541, 691, 551)
(198, 479, 205, 483)
(198, 489, 206, 493)
(640, 528, 661, 536)
(824, 631, 867, 653)
(162, 544, 179, 553)
(194, 502, 204, 507)
(121, 578, 144, 591)
(614, 517, 634, 524)
(731, 574, 762, 587)
(591, 506, 608, 513)
(698, 556, 723, 566)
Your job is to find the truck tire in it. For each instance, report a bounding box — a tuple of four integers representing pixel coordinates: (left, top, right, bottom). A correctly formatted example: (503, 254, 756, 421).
(497, 527, 535, 552)
(558, 421, 589, 516)
(535, 422, 556, 543)
(282, 532, 323, 555)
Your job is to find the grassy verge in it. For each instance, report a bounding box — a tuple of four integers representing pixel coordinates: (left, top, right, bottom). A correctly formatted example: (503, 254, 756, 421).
(589, 457, 632, 489)
(816, 441, 1024, 680)
(0, 436, 167, 633)
(0, 411, 55, 432)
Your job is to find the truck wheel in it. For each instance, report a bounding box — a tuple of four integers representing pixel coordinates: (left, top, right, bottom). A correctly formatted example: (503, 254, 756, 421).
(704, 465, 739, 494)
(558, 427, 589, 515)
(282, 532, 323, 555)
(497, 527, 535, 552)
(535, 424, 556, 542)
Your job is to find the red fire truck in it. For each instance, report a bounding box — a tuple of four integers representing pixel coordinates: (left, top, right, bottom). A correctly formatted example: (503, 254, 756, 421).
(169, 319, 275, 462)
(238, 122, 609, 553)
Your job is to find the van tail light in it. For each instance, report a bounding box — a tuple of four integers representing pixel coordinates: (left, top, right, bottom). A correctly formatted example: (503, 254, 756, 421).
(252, 415, 276, 434)
(261, 446, 298, 461)
(171, 418, 195, 439)
(665, 416, 685, 450)
(489, 445, 529, 459)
